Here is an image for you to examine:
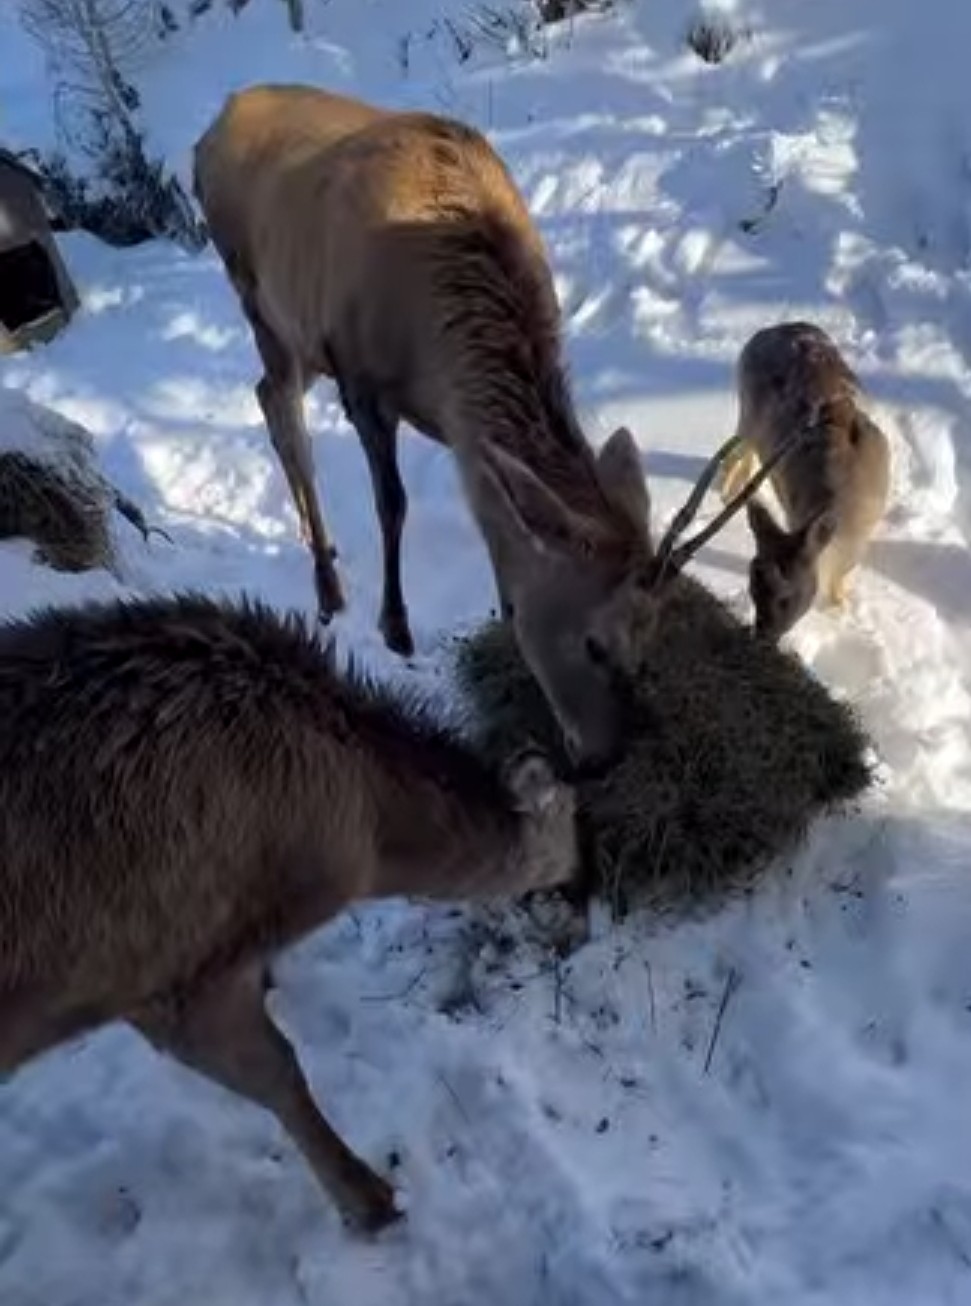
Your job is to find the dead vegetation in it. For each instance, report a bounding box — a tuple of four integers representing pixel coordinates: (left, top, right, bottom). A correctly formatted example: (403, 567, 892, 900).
(686, 10, 747, 65)
(0, 452, 167, 572)
(0, 391, 167, 573)
(17, 0, 206, 250)
(0, 451, 167, 569)
(0, 450, 117, 571)
(455, 576, 873, 917)
(537, 0, 613, 24)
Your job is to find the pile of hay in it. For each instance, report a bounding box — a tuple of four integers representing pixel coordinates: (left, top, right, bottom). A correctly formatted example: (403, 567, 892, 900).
(0, 389, 165, 574)
(454, 575, 874, 915)
(0, 449, 116, 572)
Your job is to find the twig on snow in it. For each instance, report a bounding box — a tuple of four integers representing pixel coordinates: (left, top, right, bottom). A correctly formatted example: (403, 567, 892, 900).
(645, 957, 657, 1036)
(361, 964, 428, 1003)
(437, 1071, 471, 1125)
(703, 967, 740, 1075)
(552, 954, 564, 1025)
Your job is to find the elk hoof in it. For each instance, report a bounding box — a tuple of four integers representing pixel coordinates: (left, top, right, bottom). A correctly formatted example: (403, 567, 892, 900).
(342, 1175, 403, 1235)
(314, 564, 346, 620)
(381, 613, 415, 659)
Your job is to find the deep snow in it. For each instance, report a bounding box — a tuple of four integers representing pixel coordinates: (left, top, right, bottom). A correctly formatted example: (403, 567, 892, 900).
(3, 1, 971, 1302)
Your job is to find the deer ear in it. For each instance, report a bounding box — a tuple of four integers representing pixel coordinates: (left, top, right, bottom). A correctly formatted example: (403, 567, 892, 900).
(745, 499, 787, 551)
(596, 426, 651, 542)
(466, 446, 581, 557)
(800, 507, 836, 555)
(463, 455, 542, 575)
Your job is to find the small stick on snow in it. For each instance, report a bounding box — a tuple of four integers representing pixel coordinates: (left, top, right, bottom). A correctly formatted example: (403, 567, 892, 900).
(552, 955, 564, 1025)
(113, 491, 174, 545)
(645, 958, 657, 1036)
(437, 1071, 471, 1125)
(703, 968, 740, 1075)
(361, 964, 428, 1003)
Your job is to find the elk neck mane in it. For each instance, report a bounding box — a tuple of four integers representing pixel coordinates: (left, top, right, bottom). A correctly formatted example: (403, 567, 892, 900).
(427, 206, 640, 557)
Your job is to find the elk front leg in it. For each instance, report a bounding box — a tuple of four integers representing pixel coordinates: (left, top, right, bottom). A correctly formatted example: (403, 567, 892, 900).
(246, 307, 345, 621)
(131, 964, 400, 1233)
(256, 374, 346, 621)
(820, 553, 854, 610)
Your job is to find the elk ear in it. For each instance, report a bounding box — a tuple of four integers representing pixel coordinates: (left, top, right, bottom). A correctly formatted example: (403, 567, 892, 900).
(466, 446, 581, 558)
(596, 426, 651, 542)
(745, 499, 787, 552)
(799, 507, 836, 555)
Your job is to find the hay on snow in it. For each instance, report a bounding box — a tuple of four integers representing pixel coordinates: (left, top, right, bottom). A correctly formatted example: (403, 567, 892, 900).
(454, 573, 873, 916)
(0, 389, 164, 574)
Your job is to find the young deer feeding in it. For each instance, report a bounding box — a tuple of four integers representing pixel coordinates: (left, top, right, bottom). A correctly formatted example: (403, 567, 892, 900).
(0, 593, 577, 1232)
(717, 322, 891, 642)
(193, 83, 663, 773)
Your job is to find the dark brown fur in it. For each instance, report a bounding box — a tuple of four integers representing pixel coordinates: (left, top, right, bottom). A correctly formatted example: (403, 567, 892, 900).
(0, 592, 576, 1230)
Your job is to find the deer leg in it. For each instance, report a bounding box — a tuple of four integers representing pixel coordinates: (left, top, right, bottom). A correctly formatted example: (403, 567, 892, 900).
(342, 385, 414, 657)
(830, 576, 850, 608)
(819, 542, 857, 610)
(246, 309, 345, 620)
(131, 965, 400, 1233)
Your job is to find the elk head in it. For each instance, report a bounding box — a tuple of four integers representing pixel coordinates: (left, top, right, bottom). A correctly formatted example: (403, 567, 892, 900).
(746, 500, 835, 642)
(467, 425, 806, 776)
(466, 426, 659, 775)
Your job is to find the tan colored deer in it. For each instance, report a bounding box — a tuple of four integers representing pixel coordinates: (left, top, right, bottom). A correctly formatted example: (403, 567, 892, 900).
(193, 84, 781, 773)
(192, 84, 799, 762)
(717, 322, 891, 642)
(0, 593, 578, 1232)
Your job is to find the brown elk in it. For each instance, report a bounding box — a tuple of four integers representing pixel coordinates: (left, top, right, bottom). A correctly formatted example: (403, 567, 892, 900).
(193, 85, 782, 773)
(717, 322, 891, 642)
(0, 593, 578, 1232)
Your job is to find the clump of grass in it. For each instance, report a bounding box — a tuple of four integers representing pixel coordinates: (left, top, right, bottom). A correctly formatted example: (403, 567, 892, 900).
(686, 11, 745, 65)
(454, 574, 873, 917)
(536, 0, 613, 25)
(0, 451, 114, 572)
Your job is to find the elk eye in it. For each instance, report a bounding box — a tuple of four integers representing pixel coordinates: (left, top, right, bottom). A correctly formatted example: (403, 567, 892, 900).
(585, 635, 609, 666)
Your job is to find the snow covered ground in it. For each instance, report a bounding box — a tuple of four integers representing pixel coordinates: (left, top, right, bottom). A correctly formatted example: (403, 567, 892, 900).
(3, 0, 971, 1302)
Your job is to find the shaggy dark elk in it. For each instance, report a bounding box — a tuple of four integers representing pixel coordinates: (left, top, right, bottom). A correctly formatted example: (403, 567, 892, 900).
(0, 593, 578, 1232)
(193, 84, 782, 772)
(718, 322, 891, 641)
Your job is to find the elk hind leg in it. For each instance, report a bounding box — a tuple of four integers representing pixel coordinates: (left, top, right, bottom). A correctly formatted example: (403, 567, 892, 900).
(341, 380, 415, 657)
(131, 964, 400, 1233)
